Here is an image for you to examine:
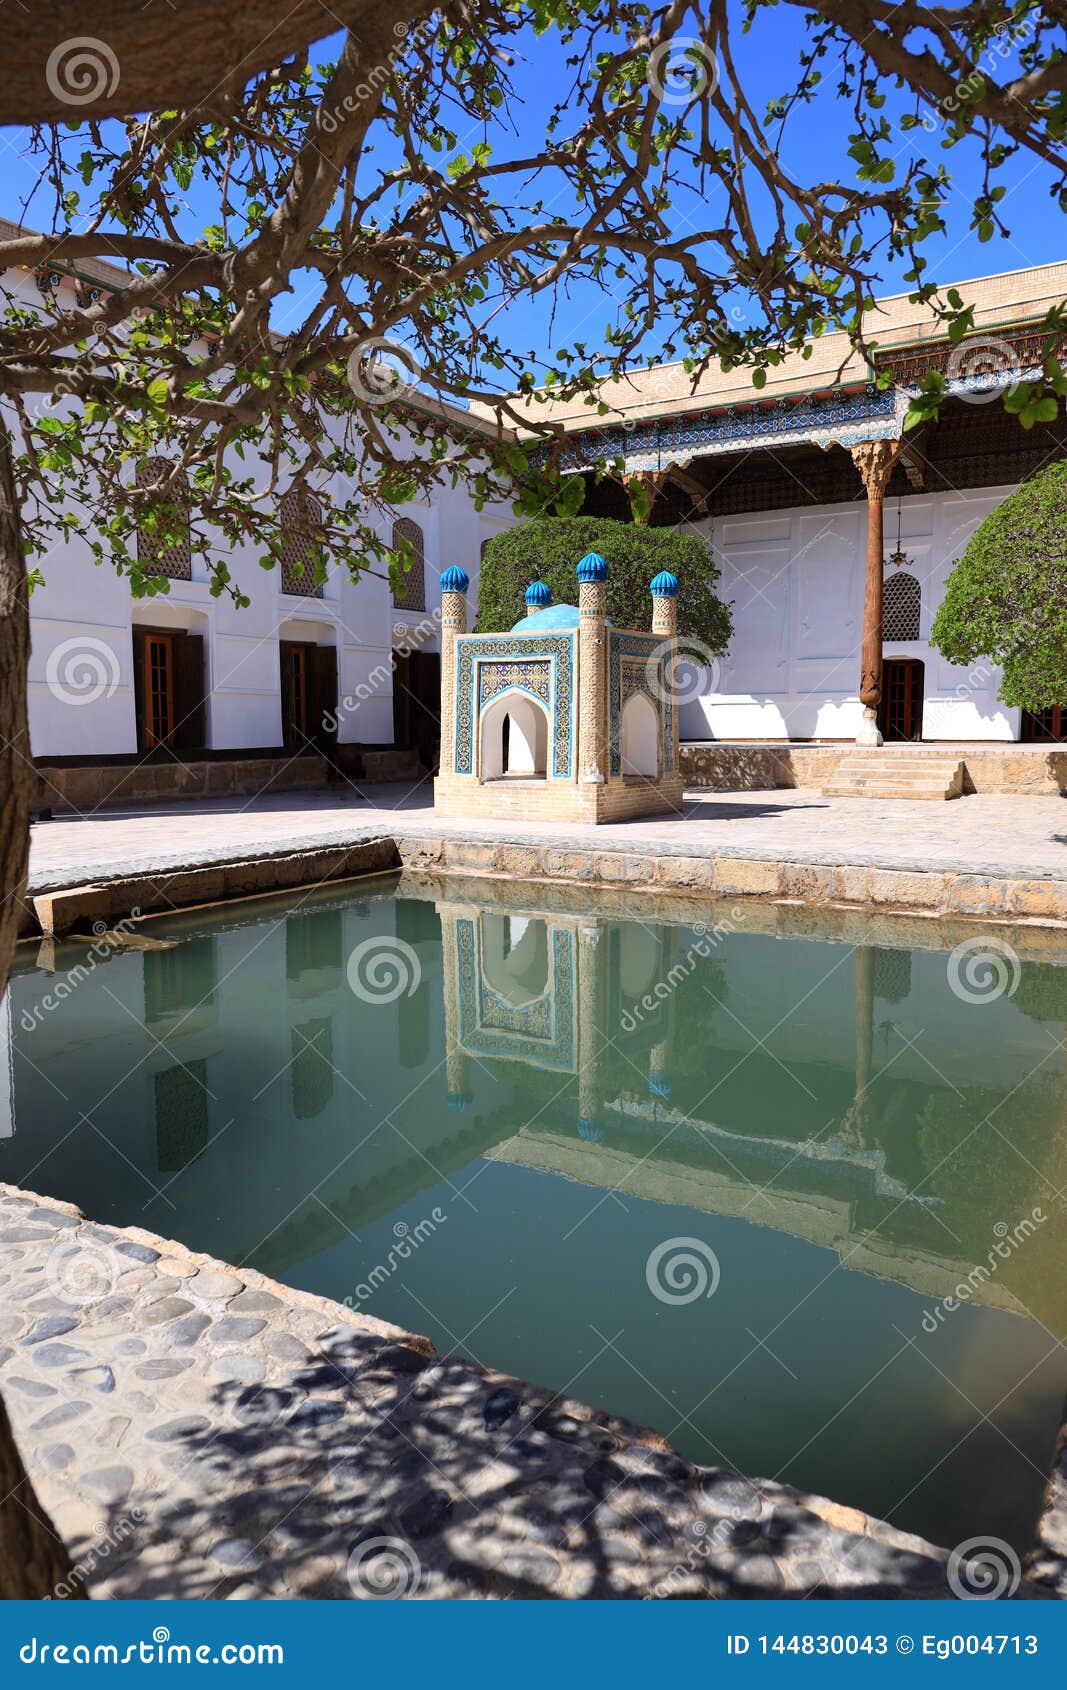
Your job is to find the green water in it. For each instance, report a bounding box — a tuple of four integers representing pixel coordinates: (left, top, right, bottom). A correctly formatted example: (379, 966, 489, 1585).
(4, 873, 1067, 1554)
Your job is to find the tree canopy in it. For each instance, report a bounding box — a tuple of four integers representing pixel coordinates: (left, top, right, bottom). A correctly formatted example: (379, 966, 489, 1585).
(5, 0, 1067, 605)
(930, 461, 1067, 711)
(476, 516, 732, 654)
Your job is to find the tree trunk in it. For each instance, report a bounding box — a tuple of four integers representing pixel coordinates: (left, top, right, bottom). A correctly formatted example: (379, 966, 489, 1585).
(0, 425, 83, 1598)
(0, 3, 425, 126)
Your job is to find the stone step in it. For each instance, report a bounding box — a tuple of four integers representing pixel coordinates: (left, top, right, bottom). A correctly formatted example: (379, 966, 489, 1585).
(823, 753, 965, 800)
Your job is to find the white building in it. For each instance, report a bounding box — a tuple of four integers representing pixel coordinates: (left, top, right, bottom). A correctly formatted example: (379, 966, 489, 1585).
(15, 245, 1067, 809)
(8, 238, 514, 797)
(498, 261, 1067, 750)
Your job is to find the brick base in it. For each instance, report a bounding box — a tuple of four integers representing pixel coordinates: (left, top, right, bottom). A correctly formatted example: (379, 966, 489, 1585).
(434, 772, 684, 824)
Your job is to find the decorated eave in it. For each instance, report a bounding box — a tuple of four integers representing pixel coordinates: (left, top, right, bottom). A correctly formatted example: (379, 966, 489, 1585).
(543, 319, 1056, 478)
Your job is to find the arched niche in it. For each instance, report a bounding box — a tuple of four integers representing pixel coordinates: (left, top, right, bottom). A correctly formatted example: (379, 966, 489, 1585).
(620, 691, 660, 778)
(481, 913, 550, 1007)
(480, 689, 549, 781)
(619, 924, 661, 999)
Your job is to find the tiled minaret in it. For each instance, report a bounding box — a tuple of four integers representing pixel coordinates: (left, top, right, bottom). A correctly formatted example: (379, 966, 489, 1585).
(438, 566, 469, 780)
(650, 569, 680, 783)
(576, 551, 609, 804)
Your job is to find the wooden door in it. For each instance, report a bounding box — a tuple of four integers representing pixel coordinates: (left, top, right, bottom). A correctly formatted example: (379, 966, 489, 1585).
(171, 633, 205, 751)
(280, 641, 311, 750)
(878, 659, 924, 742)
(140, 632, 174, 748)
(1022, 706, 1067, 742)
(310, 644, 338, 753)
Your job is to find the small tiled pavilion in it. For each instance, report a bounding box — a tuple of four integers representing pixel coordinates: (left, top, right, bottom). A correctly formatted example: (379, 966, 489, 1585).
(434, 553, 683, 823)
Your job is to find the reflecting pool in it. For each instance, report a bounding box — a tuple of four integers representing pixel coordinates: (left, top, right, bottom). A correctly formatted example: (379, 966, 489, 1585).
(4, 873, 1067, 1554)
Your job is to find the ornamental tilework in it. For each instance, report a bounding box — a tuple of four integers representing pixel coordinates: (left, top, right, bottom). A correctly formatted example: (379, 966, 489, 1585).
(454, 633, 575, 778)
(479, 979, 554, 1041)
(456, 918, 576, 1071)
(478, 660, 551, 710)
(541, 385, 902, 475)
(608, 631, 673, 777)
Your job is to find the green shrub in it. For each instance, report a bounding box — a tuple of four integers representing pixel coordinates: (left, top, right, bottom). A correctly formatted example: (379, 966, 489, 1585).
(930, 460, 1067, 709)
(475, 517, 732, 654)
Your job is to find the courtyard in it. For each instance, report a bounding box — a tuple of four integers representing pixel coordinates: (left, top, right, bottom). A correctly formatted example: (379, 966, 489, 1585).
(2, 0, 1067, 1647)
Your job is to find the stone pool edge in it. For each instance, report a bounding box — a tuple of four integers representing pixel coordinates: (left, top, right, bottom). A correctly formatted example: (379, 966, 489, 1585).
(19, 829, 1067, 940)
(1, 1177, 1038, 1602)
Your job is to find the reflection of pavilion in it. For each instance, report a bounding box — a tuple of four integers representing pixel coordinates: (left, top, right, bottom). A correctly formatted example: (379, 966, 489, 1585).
(431, 886, 1053, 1318)
(440, 895, 677, 1140)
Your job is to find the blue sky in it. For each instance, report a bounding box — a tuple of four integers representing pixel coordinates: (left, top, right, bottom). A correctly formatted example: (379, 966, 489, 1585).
(2, 11, 1062, 394)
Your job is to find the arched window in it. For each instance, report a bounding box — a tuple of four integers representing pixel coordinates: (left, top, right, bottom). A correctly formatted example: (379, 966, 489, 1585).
(883, 572, 921, 642)
(279, 488, 325, 597)
(391, 517, 425, 611)
(136, 458, 192, 580)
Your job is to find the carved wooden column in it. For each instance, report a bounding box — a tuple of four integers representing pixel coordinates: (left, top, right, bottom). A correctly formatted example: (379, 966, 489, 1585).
(849, 440, 902, 747)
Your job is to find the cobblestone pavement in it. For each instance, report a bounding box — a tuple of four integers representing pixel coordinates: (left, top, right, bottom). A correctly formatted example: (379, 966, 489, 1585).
(27, 783, 1067, 892)
(2, 1183, 1036, 1601)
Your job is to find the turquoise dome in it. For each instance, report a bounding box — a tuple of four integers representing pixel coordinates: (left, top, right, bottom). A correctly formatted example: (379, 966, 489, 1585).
(576, 551, 609, 583)
(650, 570, 679, 597)
(524, 581, 552, 608)
(510, 602, 581, 632)
(439, 566, 469, 593)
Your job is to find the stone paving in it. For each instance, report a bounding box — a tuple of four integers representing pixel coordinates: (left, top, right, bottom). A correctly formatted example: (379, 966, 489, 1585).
(2, 1182, 1041, 1602)
(26, 781, 1067, 893)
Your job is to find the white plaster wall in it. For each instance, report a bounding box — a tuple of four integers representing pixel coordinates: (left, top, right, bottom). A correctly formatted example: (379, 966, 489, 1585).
(682, 483, 1022, 742)
(14, 263, 514, 759)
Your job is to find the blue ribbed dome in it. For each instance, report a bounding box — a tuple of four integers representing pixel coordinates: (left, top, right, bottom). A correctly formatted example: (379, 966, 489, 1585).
(649, 1073, 673, 1099)
(576, 551, 609, 583)
(577, 1117, 603, 1143)
(650, 570, 679, 598)
(446, 1090, 473, 1114)
(439, 566, 469, 593)
(511, 603, 588, 632)
(524, 580, 552, 608)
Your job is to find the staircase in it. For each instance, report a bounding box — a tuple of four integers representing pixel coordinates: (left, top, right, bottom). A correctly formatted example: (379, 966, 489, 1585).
(823, 751, 966, 801)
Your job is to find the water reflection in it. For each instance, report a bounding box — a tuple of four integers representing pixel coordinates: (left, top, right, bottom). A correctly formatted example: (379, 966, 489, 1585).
(3, 874, 1067, 1552)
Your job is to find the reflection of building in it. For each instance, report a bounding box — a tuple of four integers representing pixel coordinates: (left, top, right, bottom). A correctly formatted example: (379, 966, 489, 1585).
(439, 891, 679, 1136)
(434, 553, 683, 822)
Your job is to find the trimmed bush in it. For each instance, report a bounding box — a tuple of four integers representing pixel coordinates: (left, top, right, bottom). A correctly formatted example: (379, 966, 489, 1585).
(931, 460, 1067, 709)
(475, 517, 732, 654)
